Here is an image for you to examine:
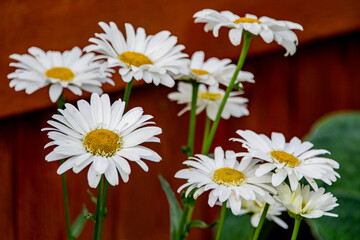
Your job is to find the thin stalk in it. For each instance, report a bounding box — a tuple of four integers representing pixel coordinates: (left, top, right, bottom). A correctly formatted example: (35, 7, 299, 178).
(97, 180, 109, 240)
(201, 117, 212, 154)
(185, 204, 195, 225)
(247, 225, 256, 240)
(252, 203, 269, 240)
(96, 79, 135, 239)
(57, 92, 73, 240)
(180, 81, 199, 239)
(179, 205, 190, 240)
(123, 79, 134, 109)
(93, 176, 104, 240)
(181, 204, 195, 240)
(291, 218, 302, 240)
(215, 202, 227, 240)
(202, 32, 252, 155)
(187, 81, 200, 157)
(60, 159, 73, 240)
(57, 92, 66, 110)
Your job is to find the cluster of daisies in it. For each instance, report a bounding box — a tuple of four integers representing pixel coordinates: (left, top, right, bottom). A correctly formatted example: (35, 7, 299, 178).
(176, 131, 339, 228)
(7, 6, 339, 239)
(169, 9, 339, 234)
(8, 21, 192, 188)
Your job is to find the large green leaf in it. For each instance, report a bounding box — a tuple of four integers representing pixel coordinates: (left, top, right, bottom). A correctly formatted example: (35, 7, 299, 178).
(221, 210, 251, 240)
(305, 111, 360, 240)
(221, 210, 289, 240)
(159, 175, 183, 240)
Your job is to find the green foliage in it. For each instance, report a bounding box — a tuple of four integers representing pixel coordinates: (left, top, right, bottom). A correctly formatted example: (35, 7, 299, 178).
(87, 189, 98, 204)
(220, 210, 251, 239)
(305, 111, 360, 240)
(181, 145, 190, 155)
(159, 175, 183, 240)
(71, 207, 89, 238)
(188, 220, 218, 230)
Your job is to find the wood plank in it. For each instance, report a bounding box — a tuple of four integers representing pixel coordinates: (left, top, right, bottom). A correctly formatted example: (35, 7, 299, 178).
(0, 118, 15, 240)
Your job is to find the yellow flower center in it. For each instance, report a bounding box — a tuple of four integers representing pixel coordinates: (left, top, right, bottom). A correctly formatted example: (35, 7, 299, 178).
(191, 69, 210, 76)
(45, 67, 75, 82)
(233, 17, 262, 24)
(269, 151, 300, 168)
(200, 92, 222, 101)
(302, 200, 307, 209)
(83, 129, 122, 157)
(213, 167, 246, 186)
(119, 51, 153, 67)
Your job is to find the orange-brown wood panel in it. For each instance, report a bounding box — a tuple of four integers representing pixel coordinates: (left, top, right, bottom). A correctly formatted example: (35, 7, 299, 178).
(1, 0, 360, 118)
(0, 118, 15, 240)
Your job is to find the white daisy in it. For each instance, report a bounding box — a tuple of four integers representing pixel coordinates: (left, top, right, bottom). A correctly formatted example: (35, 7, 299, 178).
(43, 93, 162, 188)
(175, 147, 276, 215)
(168, 82, 249, 121)
(8, 47, 114, 102)
(175, 51, 254, 86)
(239, 200, 288, 229)
(231, 130, 340, 191)
(275, 183, 338, 219)
(84, 22, 189, 87)
(194, 9, 303, 56)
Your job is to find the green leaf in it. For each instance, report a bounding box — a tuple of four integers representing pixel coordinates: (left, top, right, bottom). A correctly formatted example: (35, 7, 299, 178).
(87, 189, 97, 204)
(85, 213, 96, 221)
(306, 192, 360, 240)
(181, 145, 190, 154)
(71, 208, 89, 238)
(159, 175, 183, 240)
(188, 220, 217, 229)
(221, 210, 251, 239)
(305, 111, 360, 240)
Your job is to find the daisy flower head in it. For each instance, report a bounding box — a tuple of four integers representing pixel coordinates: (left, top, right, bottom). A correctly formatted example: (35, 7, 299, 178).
(275, 183, 339, 219)
(175, 51, 254, 87)
(193, 9, 303, 56)
(239, 200, 288, 229)
(168, 82, 249, 121)
(43, 93, 162, 188)
(175, 147, 276, 215)
(232, 130, 340, 191)
(8, 47, 114, 102)
(85, 22, 189, 87)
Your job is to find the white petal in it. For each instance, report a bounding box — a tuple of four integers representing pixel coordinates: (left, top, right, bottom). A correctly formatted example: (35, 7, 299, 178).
(87, 164, 102, 188)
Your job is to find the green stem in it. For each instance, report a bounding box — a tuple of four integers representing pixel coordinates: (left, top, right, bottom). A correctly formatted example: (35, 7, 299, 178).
(93, 176, 104, 240)
(187, 81, 200, 157)
(179, 205, 190, 240)
(95, 78, 134, 239)
(57, 91, 66, 110)
(123, 79, 134, 109)
(57, 92, 73, 240)
(60, 159, 73, 240)
(185, 204, 195, 226)
(252, 203, 269, 240)
(201, 117, 212, 154)
(181, 204, 195, 240)
(215, 202, 227, 240)
(97, 180, 109, 240)
(202, 32, 252, 155)
(291, 217, 302, 240)
(247, 225, 256, 240)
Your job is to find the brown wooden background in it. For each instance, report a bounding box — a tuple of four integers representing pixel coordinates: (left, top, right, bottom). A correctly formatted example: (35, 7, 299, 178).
(1, 0, 360, 239)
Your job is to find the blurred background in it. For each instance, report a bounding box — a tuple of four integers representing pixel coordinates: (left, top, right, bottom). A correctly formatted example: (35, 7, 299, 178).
(1, 0, 360, 239)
